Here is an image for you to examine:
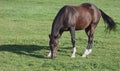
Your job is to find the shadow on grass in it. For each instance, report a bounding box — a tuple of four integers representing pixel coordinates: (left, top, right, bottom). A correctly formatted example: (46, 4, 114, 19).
(0, 45, 49, 59)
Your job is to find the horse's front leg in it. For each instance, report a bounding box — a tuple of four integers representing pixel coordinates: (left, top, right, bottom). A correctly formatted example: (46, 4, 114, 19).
(47, 51, 51, 57)
(70, 27, 76, 58)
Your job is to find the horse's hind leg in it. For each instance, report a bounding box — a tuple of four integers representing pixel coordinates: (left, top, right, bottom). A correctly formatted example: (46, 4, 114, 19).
(82, 25, 95, 57)
(70, 27, 76, 58)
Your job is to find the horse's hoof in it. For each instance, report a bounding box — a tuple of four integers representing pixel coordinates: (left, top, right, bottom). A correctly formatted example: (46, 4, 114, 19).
(82, 54, 87, 58)
(51, 56, 56, 59)
(71, 56, 75, 58)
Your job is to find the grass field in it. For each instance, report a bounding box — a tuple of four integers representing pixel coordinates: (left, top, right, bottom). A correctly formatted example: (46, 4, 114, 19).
(0, 0, 120, 71)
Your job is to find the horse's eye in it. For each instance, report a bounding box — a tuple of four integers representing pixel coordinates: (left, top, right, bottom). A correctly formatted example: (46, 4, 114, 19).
(54, 43, 58, 47)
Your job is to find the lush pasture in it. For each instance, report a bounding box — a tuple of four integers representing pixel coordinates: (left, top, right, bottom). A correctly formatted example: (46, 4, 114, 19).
(0, 0, 120, 71)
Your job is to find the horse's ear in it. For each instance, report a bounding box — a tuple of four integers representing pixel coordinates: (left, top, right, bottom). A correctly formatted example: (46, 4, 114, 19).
(49, 34, 51, 38)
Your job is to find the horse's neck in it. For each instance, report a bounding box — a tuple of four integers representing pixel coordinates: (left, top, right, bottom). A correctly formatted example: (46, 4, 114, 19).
(51, 22, 61, 37)
(51, 7, 64, 37)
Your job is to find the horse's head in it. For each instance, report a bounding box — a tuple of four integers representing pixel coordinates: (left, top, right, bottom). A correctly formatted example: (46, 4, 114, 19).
(49, 34, 60, 59)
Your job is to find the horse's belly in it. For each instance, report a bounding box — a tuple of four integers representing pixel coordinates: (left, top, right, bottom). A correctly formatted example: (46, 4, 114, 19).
(75, 22, 89, 30)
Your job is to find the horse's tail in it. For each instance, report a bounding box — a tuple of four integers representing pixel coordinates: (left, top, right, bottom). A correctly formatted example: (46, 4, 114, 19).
(99, 9, 116, 31)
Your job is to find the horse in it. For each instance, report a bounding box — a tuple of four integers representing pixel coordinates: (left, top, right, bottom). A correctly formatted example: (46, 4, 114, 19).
(48, 3, 116, 59)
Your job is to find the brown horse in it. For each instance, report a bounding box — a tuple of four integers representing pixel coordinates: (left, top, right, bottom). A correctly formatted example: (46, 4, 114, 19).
(48, 3, 116, 59)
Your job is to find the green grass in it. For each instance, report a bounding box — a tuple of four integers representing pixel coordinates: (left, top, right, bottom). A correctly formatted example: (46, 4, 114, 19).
(0, 0, 120, 71)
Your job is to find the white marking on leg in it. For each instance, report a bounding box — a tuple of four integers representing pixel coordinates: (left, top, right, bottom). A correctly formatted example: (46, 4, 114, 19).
(71, 47, 76, 58)
(82, 49, 92, 58)
(47, 51, 51, 57)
